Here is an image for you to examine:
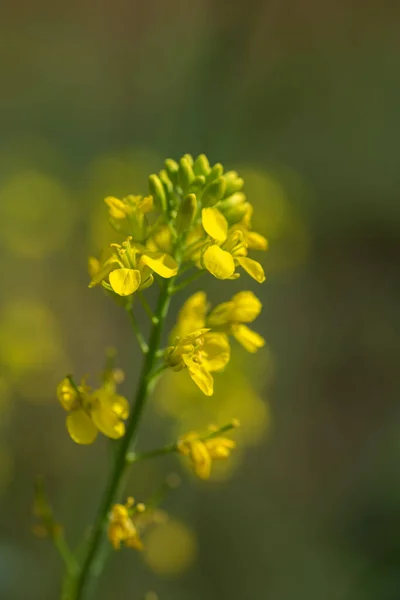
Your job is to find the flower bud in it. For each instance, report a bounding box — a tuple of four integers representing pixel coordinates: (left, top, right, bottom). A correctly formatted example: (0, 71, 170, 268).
(201, 177, 226, 207)
(205, 163, 223, 183)
(217, 192, 246, 212)
(193, 154, 210, 176)
(189, 175, 206, 194)
(178, 157, 195, 193)
(164, 159, 179, 185)
(223, 201, 251, 224)
(176, 193, 197, 233)
(183, 153, 194, 166)
(223, 171, 244, 195)
(149, 174, 167, 213)
(159, 169, 173, 196)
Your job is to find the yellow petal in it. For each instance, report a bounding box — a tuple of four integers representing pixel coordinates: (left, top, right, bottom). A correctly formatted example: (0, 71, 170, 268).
(237, 257, 265, 283)
(183, 357, 214, 396)
(89, 257, 119, 288)
(138, 194, 153, 213)
(201, 207, 228, 243)
(230, 291, 262, 323)
(66, 409, 98, 445)
(189, 440, 212, 479)
(91, 404, 126, 439)
(203, 245, 235, 280)
(88, 257, 100, 279)
(205, 437, 236, 459)
(245, 231, 268, 251)
(202, 333, 231, 372)
(140, 252, 178, 278)
(231, 324, 265, 353)
(109, 268, 141, 296)
(173, 291, 208, 339)
(206, 301, 234, 327)
(104, 196, 131, 220)
(57, 378, 78, 411)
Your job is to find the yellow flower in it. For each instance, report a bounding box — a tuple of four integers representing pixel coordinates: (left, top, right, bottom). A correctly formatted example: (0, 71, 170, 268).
(165, 329, 230, 396)
(104, 194, 153, 241)
(170, 291, 209, 339)
(57, 374, 129, 445)
(177, 430, 236, 479)
(89, 236, 178, 297)
(108, 497, 145, 551)
(206, 291, 265, 353)
(105, 194, 153, 221)
(170, 290, 265, 357)
(201, 207, 266, 282)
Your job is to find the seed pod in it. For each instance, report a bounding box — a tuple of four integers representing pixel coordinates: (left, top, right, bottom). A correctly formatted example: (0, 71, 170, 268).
(201, 177, 226, 207)
(149, 174, 167, 213)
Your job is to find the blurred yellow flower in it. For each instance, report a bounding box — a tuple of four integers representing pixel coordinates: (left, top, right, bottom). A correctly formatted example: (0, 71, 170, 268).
(144, 519, 197, 576)
(108, 497, 144, 551)
(165, 329, 230, 396)
(201, 207, 266, 282)
(177, 429, 236, 480)
(0, 170, 74, 259)
(57, 371, 129, 445)
(207, 291, 265, 353)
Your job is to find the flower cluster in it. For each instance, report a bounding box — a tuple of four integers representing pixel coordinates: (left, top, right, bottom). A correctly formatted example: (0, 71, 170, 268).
(88, 153, 267, 300)
(107, 497, 146, 551)
(165, 290, 264, 395)
(57, 368, 129, 445)
(177, 423, 239, 480)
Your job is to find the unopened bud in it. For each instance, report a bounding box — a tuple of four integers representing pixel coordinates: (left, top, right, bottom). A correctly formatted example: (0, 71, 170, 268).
(223, 171, 244, 195)
(183, 153, 194, 166)
(193, 153, 211, 176)
(165, 159, 179, 185)
(189, 175, 206, 194)
(176, 193, 197, 233)
(159, 169, 173, 196)
(149, 174, 167, 213)
(201, 177, 226, 207)
(205, 162, 223, 183)
(178, 157, 195, 193)
(223, 201, 250, 224)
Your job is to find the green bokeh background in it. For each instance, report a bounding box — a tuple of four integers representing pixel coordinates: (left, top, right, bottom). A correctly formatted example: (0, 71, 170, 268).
(0, 1, 399, 599)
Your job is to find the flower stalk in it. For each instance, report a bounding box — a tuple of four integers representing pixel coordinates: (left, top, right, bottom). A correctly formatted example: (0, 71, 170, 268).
(67, 276, 174, 600)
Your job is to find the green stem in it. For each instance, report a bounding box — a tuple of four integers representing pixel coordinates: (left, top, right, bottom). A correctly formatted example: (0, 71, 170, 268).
(125, 420, 239, 465)
(126, 309, 148, 354)
(171, 269, 205, 294)
(68, 277, 174, 600)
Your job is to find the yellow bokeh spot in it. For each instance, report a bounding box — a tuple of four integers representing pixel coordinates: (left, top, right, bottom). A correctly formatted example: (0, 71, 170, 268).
(238, 167, 311, 271)
(0, 446, 13, 496)
(86, 149, 161, 251)
(144, 519, 197, 576)
(0, 301, 65, 381)
(0, 170, 74, 258)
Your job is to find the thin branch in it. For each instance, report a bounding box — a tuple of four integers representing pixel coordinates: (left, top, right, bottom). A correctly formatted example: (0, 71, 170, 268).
(126, 309, 148, 354)
(138, 292, 157, 323)
(171, 269, 206, 294)
(125, 420, 240, 466)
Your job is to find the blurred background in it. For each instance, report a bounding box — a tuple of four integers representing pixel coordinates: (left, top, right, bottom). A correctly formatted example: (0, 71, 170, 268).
(0, 1, 399, 598)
